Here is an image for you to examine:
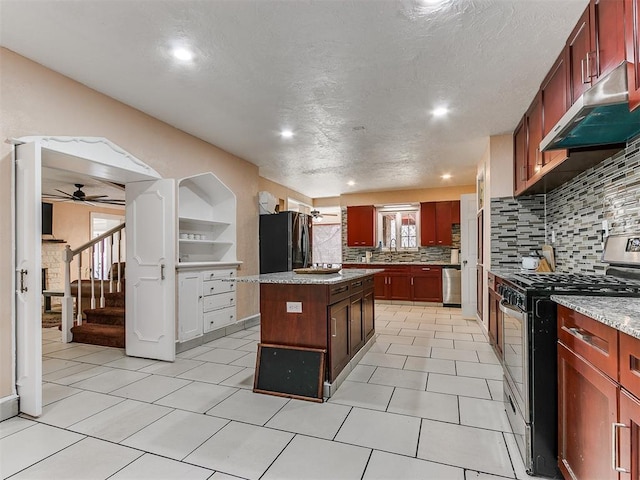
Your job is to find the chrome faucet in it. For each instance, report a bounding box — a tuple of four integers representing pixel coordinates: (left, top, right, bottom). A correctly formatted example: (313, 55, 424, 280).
(389, 238, 398, 253)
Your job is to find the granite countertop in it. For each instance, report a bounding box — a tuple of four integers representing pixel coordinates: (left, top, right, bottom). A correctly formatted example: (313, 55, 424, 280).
(235, 268, 384, 285)
(551, 295, 640, 340)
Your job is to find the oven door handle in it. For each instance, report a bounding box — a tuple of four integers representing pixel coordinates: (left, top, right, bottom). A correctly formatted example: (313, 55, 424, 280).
(499, 299, 526, 322)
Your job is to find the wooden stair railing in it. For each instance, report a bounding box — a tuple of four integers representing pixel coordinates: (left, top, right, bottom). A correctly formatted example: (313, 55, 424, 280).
(61, 222, 125, 343)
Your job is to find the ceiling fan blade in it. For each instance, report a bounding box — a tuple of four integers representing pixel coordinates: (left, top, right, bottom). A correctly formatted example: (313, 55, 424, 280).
(54, 189, 73, 198)
(93, 198, 126, 205)
(42, 193, 70, 199)
(84, 195, 109, 200)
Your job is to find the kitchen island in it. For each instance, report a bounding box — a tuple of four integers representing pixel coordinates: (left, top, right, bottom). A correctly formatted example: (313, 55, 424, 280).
(236, 268, 382, 397)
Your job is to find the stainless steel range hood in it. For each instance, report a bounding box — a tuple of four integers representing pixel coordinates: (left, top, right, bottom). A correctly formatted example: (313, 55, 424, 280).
(540, 62, 640, 151)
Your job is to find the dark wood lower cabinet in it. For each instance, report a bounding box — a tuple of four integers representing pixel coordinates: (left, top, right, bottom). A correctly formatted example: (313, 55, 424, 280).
(329, 298, 350, 382)
(349, 293, 365, 354)
(343, 264, 443, 302)
(363, 286, 375, 341)
(558, 342, 618, 480)
(619, 389, 640, 479)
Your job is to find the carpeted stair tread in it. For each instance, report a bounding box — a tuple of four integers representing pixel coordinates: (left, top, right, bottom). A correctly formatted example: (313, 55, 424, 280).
(104, 292, 125, 308)
(83, 307, 125, 326)
(71, 323, 125, 348)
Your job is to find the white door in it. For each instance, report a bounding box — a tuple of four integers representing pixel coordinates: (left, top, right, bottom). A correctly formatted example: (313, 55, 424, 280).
(15, 142, 42, 416)
(460, 193, 478, 318)
(125, 179, 176, 361)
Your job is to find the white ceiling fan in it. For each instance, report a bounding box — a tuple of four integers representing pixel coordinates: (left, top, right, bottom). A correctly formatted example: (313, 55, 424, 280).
(43, 183, 125, 206)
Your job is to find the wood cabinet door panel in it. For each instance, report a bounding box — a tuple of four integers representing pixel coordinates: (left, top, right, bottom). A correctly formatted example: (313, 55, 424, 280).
(363, 288, 375, 341)
(592, 0, 626, 80)
(514, 117, 528, 195)
(558, 343, 618, 480)
(388, 273, 411, 300)
(619, 389, 640, 480)
(374, 272, 387, 299)
(349, 294, 365, 355)
(329, 299, 350, 382)
(567, 7, 593, 104)
(435, 201, 453, 246)
(627, 0, 640, 111)
(621, 332, 640, 401)
(411, 272, 442, 302)
(347, 206, 375, 247)
(451, 200, 461, 224)
(541, 50, 570, 167)
(526, 94, 543, 178)
(420, 202, 437, 246)
(488, 288, 499, 347)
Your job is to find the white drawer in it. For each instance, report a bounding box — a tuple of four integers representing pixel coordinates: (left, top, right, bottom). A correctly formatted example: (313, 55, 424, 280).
(202, 279, 235, 295)
(203, 291, 236, 312)
(204, 307, 236, 333)
(202, 269, 236, 281)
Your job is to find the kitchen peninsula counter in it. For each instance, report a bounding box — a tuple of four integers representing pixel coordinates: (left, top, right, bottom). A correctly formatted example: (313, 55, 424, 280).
(237, 269, 381, 396)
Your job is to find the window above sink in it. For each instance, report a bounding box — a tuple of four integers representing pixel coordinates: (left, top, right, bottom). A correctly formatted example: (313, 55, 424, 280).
(376, 204, 420, 251)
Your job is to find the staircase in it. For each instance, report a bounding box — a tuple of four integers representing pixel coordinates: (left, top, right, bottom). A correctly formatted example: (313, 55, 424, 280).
(70, 290, 125, 348)
(61, 222, 126, 347)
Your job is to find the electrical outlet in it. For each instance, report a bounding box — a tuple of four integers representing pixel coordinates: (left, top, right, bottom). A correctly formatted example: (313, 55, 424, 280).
(551, 230, 556, 243)
(286, 301, 302, 313)
(602, 220, 609, 238)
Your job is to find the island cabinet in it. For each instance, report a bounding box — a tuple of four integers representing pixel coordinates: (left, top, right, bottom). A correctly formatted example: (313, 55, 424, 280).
(557, 305, 640, 480)
(486, 273, 503, 359)
(259, 273, 375, 383)
(346, 205, 376, 247)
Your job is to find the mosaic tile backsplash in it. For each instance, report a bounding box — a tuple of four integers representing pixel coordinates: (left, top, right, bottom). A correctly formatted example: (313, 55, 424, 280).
(341, 208, 461, 264)
(490, 135, 640, 273)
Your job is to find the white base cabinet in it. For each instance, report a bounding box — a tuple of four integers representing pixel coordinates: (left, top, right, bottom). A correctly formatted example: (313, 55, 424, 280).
(178, 266, 237, 342)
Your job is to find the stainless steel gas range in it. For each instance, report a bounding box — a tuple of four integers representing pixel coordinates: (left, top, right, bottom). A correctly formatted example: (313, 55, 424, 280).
(496, 234, 640, 478)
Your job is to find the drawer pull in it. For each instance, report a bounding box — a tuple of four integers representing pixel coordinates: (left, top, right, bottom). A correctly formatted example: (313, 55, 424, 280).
(331, 286, 349, 295)
(612, 422, 630, 473)
(332, 317, 337, 337)
(352, 281, 363, 287)
(422, 268, 431, 271)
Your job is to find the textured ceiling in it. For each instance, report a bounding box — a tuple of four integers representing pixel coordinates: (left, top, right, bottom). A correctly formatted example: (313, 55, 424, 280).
(0, 0, 589, 198)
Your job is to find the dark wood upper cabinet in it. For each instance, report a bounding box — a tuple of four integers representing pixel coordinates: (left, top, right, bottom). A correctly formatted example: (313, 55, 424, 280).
(526, 93, 544, 179)
(450, 200, 461, 224)
(420, 201, 458, 246)
(346, 205, 375, 247)
(541, 51, 570, 167)
(567, 7, 593, 104)
(591, 0, 626, 81)
(420, 202, 437, 246)
(435, 201, 452, 246)
(627, 0, 640, 111)
(514, 117, 528, 195)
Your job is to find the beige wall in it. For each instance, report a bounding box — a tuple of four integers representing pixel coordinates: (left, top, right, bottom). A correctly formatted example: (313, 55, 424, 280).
(340, 185, 475, 206)
(52, 202, 125, 281)
(0, 48, 261, 399)
(258, 177, 314, 211)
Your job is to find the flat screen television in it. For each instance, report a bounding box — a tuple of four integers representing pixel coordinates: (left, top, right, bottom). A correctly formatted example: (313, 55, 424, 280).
(42, 202, 53, 235)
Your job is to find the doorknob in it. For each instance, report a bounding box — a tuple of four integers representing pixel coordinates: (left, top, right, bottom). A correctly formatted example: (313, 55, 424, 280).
(463, 260, 468, 265)
(160, 264, 165, 280)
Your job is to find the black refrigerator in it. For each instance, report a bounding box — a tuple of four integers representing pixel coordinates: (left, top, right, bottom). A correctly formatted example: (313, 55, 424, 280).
(259, 211, 312, 273)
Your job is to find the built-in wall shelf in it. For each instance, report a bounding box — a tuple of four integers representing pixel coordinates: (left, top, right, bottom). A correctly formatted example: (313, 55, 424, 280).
(177, 172, 237, 264)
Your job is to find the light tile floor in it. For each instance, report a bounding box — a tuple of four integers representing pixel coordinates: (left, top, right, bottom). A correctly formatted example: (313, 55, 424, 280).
(0, 303, 548, 480)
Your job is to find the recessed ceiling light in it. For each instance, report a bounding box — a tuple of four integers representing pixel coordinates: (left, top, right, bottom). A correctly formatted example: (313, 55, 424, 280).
(347, 180, 355, 186)
(281, 129, 293, 138)
(171, 47, 194, 62)
(441, 173, 452, 179)
(432, 107, 449, 117)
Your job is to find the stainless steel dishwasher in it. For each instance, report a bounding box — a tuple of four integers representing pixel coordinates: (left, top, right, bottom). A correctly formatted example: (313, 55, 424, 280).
(442, 266, 461, 307)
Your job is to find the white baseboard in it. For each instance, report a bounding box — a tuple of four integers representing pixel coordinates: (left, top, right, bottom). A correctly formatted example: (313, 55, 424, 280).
(0, 394, 19, 421)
